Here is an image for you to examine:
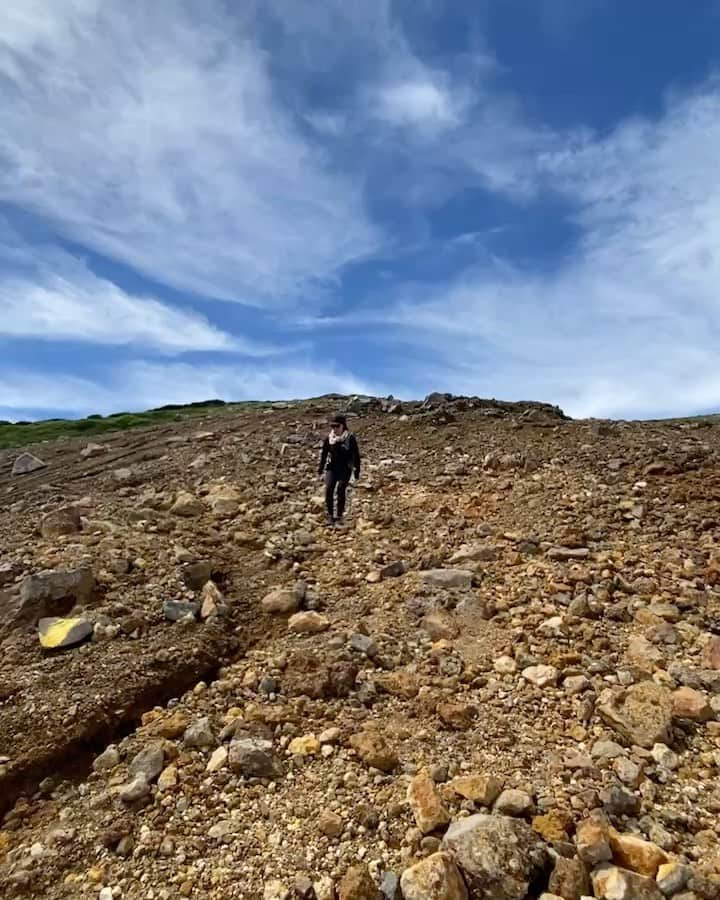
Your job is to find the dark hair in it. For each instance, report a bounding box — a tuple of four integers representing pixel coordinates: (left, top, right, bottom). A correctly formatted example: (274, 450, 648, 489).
(331, 414, 347, 427)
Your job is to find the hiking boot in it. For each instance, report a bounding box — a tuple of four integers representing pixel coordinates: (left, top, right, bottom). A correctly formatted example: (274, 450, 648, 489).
(326, 515, 335, 527)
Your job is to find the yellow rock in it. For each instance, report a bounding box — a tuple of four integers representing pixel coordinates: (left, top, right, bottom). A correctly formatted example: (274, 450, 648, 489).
(38, 616, 93, 650)
(157, 765, 178, 792)
(0, 832, 10, 858)
(223, 707, 243, 724)
(609, 830, 668, 877)
(87, 866, 105, 884)
(407, 771, 451, 834)
(288, 734, 320, 756)
(448, 775, 504, 806)
(532, 811, 570, 843)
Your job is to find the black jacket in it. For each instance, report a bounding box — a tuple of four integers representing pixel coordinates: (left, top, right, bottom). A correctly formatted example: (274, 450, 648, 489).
(319, 432, 361, 478)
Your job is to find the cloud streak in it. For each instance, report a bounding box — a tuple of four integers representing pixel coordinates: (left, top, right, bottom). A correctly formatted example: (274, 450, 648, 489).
(0, 0, 379, 307)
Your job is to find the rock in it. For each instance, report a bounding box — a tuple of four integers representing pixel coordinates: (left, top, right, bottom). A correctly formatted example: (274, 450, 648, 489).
(119, 775, 150, 804)
(602, 786, 640, 817)
(608, 831, 668, 877)
(349, 633, 378, 656)
(128, 743, 165, 782)
(318, 810, 344, 838)
(288, 734, 321, 756)
(207, 485, 241, 516)
(163, 600, 200, 622)
(349, 731, 398, 772)
(337, 864, 381, 900)
(12, 453, 46, 476)
(400, 852, 469, 900)
(407, 772, 451, 834)
(532, 811, 570, 843)
(420, 569, 473, 590)
(449, 775, 504, 806)
(422, 610, 459, 641)
(591, 864, 663, 900)
(626, 636, 666, 672)
(701, 636, 720, 671)
(656, 862, 690, 896)
(38, 616, 93, 650)
(80, 442, 107, 458)
(450, 544, 497, 564)
(289, 611, 330, 634)
(380, 871, 401, 900)
(184, 716, 215, 749)
(18, 567, 95, 623)
(564, 675, 591, 695)
(262, 587, 303, 615)
(157, 765, 178, 792)
(548, 856, 591, 900)
(229, 737, 283, 779)
(547, 547, 590, 561)
(522, 665, 559, 688)
(206, 746, 228, 773)
(295, 875, 315, 899)
(380, 561, 406, 578)
(671, 687, 713, 722)
(494, 655, 517, 674)
(93, 745, 120, 773)
(598, 682, 673, 748)
(170, 491, 204, 516)
(437, 701, 477, 730)
(200, 581, 225, 619)
(651, 743, 679, 770)
(40, 507, 81, 539)
(442, 814, 548, 900)
(494, 789, 533, 817)
(576, 817, 612, 866)
(150, 710, 190, 739)
(182, 560, 212, 590)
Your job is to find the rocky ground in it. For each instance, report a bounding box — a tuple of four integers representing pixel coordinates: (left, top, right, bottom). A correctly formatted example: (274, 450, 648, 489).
(1, 394, 720, 900)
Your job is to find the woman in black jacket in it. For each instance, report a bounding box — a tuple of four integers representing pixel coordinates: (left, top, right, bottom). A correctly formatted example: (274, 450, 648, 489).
(318, 414, 361, 526)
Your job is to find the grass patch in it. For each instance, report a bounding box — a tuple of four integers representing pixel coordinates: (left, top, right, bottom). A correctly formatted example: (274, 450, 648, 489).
(0, 400, 257, 450)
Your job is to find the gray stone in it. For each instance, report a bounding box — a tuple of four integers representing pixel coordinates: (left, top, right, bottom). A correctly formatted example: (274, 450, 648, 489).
(182, 561, 213, 591)
(381, 871, 401, 900)
(128, 743, 165, 783)
(120, 774, 150, 804)
(163, 600, 200, 622)
(12, 453, 46, 476)
(93, 745, 121, 773)
(18, 568, 95, 624)
(380, 561, 406, 579)
(229, 737, 284, 779)
(349, 633, 378, 657)
(420, 569, 473, 590)
(184, 716, 215, 749)
(442, 814, 549, 900)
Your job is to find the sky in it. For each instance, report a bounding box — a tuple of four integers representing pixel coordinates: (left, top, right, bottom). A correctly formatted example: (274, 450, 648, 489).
(1, 0, 720, 422)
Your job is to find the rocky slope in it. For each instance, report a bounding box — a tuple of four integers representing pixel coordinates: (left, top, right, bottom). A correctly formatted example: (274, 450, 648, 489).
(1, 395, 719, 899)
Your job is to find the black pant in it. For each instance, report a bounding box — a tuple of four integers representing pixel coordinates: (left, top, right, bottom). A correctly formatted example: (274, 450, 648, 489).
(325, 469, 350, 519)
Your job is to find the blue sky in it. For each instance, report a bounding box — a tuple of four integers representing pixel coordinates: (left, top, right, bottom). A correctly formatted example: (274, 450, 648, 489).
(1, 0, 720, 421)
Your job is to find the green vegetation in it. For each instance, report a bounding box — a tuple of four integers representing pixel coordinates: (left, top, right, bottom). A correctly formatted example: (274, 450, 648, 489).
(0, 400, 256, 450)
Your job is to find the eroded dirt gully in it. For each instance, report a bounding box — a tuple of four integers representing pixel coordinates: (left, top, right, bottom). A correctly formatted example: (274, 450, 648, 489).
(0, 396, 719, 899)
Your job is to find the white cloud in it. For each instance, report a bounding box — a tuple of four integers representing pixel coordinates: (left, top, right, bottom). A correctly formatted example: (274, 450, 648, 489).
(363, 82, 720, 419)
(0, 0, 379, 307)
(374, 77, 463, 130)
(0, 248, 245, 354)
(0, 360, 386, 419)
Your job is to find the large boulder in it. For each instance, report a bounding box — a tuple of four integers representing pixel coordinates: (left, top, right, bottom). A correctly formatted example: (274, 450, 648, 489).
(442, 814, 549, 900)
(40, 506, 82, 539)
(598, 682, 673, 749)
(420, 569, 473, 590)
(17, 567, 95, 624)
(12, 453, 46, 476)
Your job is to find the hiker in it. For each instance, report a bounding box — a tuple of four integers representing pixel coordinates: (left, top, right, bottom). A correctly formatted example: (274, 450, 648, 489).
(318, 414, 361, 526)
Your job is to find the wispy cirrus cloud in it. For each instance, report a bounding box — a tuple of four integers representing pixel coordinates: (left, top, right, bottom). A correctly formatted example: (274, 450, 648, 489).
(0, 0, 379, 308)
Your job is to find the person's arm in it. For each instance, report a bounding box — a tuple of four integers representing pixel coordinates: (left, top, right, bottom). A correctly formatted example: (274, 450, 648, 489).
(351, 435, 361, 479)
(318, 438, 329, 475)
